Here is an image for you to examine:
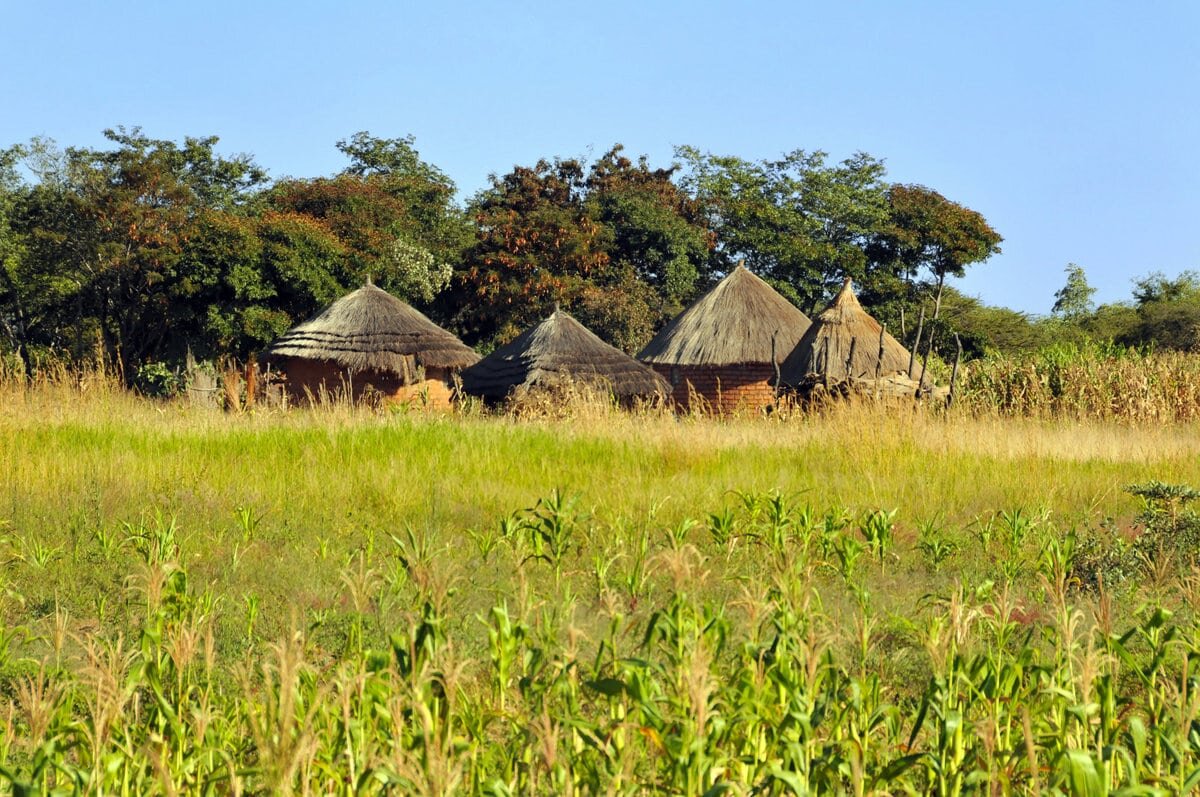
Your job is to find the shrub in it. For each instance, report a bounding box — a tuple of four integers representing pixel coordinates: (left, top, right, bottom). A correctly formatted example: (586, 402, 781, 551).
(133, 360, 182, 398)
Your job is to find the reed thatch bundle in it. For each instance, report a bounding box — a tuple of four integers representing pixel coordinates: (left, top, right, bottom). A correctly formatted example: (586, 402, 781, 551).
(637, 264, 811, 366)
(262, 282, 479, 376)
(779, 278, 910, 383)
(461, 308, 671, 400)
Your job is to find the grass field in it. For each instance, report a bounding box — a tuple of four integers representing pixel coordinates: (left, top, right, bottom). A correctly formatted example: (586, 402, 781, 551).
(4, 378, 1200, 793)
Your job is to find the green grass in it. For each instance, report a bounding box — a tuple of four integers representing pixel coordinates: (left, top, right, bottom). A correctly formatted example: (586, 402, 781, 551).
(5, 385, 1200, 641)
(5, 382, 1200, 793)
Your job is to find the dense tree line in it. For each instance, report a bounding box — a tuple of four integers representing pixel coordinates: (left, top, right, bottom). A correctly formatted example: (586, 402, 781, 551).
(3, 127, 1184, 384)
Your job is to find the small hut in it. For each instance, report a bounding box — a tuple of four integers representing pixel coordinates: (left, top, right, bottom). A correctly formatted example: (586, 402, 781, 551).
(778, 277, 912, 391)
(262, 282, 479, 407)
(460, 307, 670, 402)
(637, 263, 811, 412)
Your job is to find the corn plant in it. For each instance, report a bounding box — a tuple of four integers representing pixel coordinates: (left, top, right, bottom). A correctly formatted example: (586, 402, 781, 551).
(917, 518, 958, 573)
(5, 491, 1200, 794)
(860, 508, 897, 571)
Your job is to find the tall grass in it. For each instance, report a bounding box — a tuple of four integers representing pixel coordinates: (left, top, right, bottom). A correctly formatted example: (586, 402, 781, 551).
(4, 363, 1200, 792)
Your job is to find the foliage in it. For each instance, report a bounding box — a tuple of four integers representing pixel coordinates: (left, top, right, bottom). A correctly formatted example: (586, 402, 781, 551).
(4, 477, 1200, 793)
(1127, 480, 1200, 563)
(1122, 271, 1200, 352)
(4, 129, 272, 371)
(132, 360, 182, 398)
(928, 287, 1058, 358)
(868, 183, 1002, 326)
(450, 146, 712, 351)
(0, 145, 27, 354)
(268, 134, 472, 304)
(676, 146, 892, 313)
(1057, 271, 1200, 354)
(0, 129, 480, 370)
(1053, 263, 1097, 319)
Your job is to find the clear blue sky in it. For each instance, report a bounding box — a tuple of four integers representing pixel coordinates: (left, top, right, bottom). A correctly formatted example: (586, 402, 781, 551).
(3, 1, 1198, 314)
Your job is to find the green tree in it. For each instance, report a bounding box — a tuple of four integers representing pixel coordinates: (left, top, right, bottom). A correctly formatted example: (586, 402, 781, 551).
(676, 146, 890, 313)
(870, 184, 1002, 325)
(1052, 263, 1096, 319)
(450, 147, 713, 351)
(9, 129, 269, 372)
(269, 133, 472, 307)
(1122, 271, 1200, 351)
(337, 132, 474, 267)
(0, 144, 27, 354)
(451, 157, 611, 344)
(935, 286, 1058, 357)
(585, 145, 713, 309)
(1130, 270, 1200, 305)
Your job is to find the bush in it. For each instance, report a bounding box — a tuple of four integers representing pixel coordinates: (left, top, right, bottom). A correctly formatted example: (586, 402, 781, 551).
(133, 361, 182, 398)
(1071, 480, 1200, 590)
(1126, 480, 1200, 564)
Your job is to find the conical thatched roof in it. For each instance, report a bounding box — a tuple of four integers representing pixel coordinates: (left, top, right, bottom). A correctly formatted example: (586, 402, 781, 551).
(262, 282, 479, 374)
(637, 264, 811, 366)
(779, 278, 911, 383)
(460, 308, 671, 400)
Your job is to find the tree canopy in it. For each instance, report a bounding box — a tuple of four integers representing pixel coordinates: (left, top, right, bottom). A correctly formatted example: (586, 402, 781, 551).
(0, 127, 1047, 382)
(448, 146, 713, 352)
(1052, 263, 1096, 320)
(675, 147, 891, 314)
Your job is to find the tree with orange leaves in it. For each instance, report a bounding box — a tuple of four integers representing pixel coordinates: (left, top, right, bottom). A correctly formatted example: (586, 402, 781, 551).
(449, 146, 713, 351)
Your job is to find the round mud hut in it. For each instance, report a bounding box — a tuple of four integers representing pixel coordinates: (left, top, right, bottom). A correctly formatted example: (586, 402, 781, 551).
(779, 277, 912, 390)
(262, 282, 480, 407)
(460, 307, 670, 403)
(637, 263, 811, 413)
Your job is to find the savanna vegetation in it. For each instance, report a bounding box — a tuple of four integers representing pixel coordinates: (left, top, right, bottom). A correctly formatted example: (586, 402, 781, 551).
(4, 370, 1200, 793)
(5, 129, 1200, 794)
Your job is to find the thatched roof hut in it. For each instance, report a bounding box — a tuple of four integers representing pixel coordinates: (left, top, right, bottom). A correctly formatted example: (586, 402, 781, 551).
(779, 278, 911, 385)
(637, 264, 811, 412)
(262, 282, 479, 406)
(461, 307, 670, 402)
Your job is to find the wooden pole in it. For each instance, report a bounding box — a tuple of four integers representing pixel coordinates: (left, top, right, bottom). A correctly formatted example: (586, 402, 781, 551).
(875, 323, 886, 401)
(244, 357, 257, 410)
(908, 306, 924, 379)
(948, 333, 963, 407)
(821, 337, 830, 391)
(771, 331, 783, 408)
(875, 324, 885, 382)
(223, 361, 241, 413)
(917, 325, 935, 398)
(845, 337, 857, 382)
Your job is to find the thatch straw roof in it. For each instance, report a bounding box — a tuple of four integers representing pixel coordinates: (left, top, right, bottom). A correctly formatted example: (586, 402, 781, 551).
(779, 278, 911, 383)
(262, 282, 479, 375)
(637, 264, 811, 366)
(460, 308, 671, 400)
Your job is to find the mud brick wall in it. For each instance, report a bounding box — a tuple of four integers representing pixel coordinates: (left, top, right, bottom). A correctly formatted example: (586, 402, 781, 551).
(276, 359, 456, 409)
(650, 363, 781, 414)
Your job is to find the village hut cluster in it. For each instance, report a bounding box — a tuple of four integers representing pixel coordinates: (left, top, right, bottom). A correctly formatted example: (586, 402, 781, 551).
(261, 265, 937, 412)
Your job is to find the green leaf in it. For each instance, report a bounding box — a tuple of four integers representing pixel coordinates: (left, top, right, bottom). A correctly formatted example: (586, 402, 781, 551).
(585, 678, 626, 697)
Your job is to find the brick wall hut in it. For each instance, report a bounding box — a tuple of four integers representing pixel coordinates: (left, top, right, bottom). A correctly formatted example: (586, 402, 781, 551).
(261, 282, 480, 408)
(461, 307, 670, 404)
(636, 264, 811, 414)
(778, 277, 913, 396)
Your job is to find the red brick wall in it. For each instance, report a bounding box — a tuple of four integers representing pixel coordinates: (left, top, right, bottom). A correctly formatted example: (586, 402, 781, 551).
(651, 363, 781, 414)
(273, 358, 456, 409)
